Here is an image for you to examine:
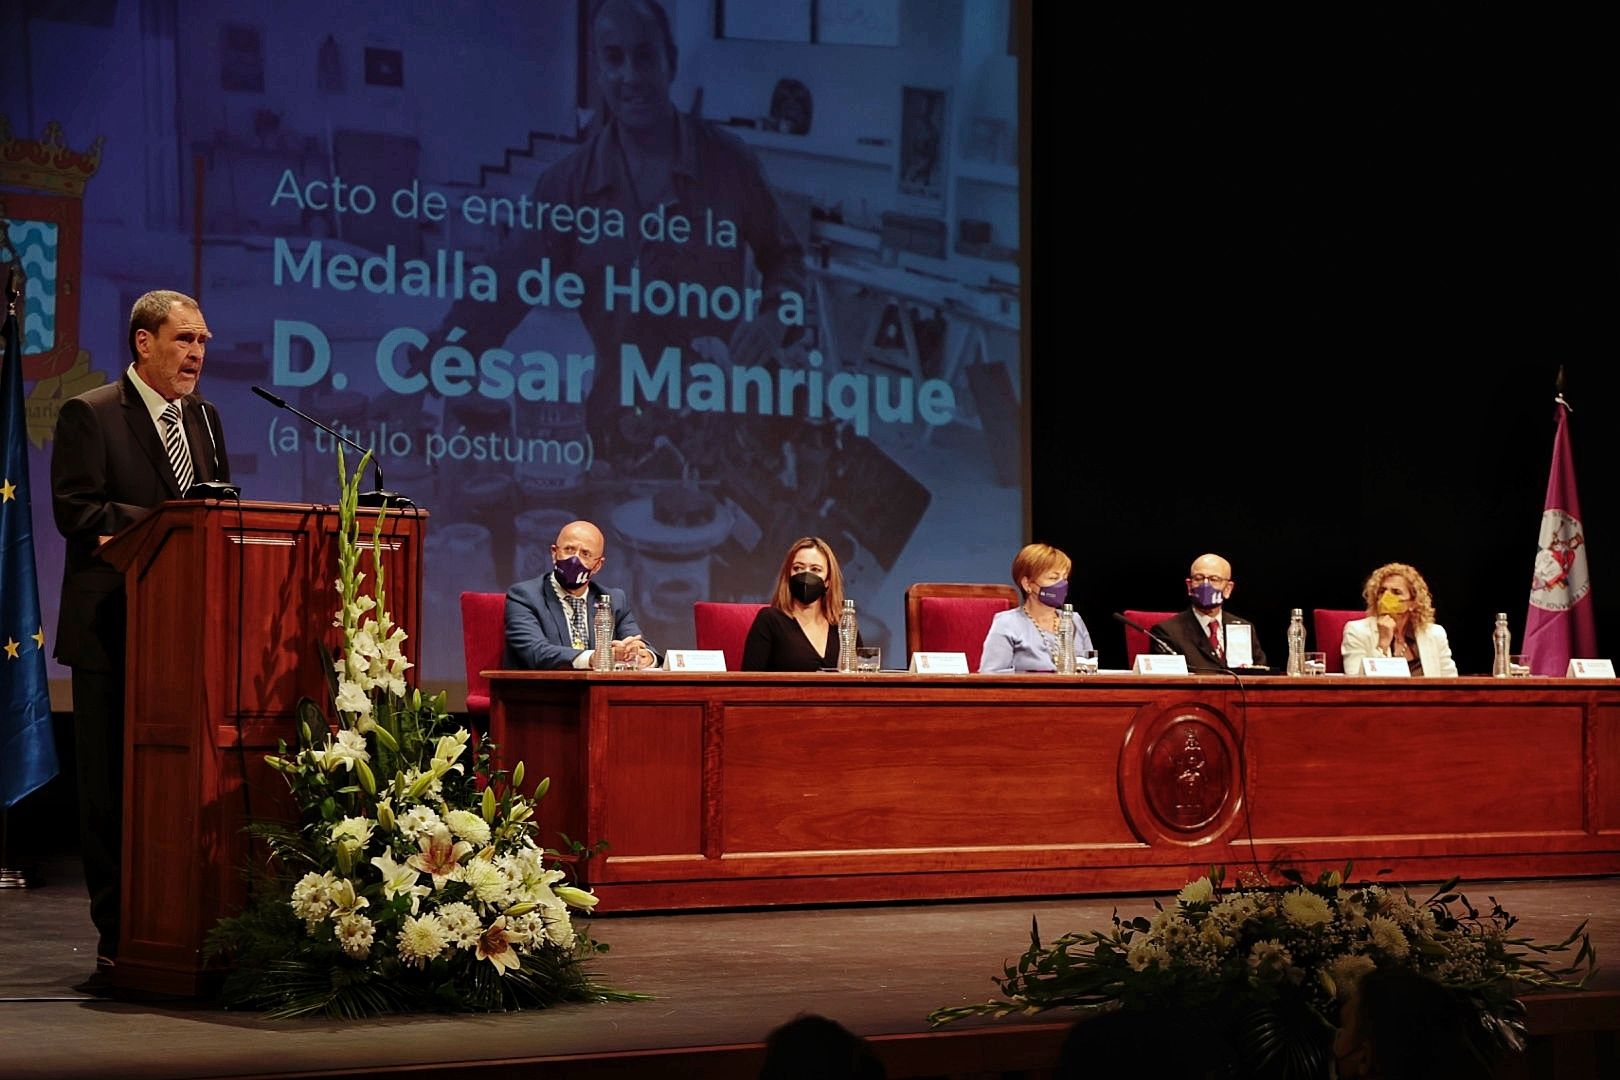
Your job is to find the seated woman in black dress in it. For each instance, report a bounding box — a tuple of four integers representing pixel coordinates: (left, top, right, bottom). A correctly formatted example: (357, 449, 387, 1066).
(741, 536, 860, 671)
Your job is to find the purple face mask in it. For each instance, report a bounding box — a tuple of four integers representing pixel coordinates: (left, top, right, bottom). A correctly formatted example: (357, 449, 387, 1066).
(553, 554, 594, 589)
(1189, 581, 1225, 608)
(1037, 579, 1070, 608)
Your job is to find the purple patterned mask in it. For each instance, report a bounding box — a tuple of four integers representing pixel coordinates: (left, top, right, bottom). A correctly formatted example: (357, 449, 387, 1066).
(1189, 582, 1225, 608)
(1037, 580, 1069, 608)
(553, 554, 594, 588)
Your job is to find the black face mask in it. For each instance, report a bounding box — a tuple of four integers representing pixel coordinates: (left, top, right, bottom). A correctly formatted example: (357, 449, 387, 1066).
(788, 572, 826, 605)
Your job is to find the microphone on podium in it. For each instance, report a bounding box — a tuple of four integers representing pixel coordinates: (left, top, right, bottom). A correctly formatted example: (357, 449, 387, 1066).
(1110, 611, 1178, 655)
(251, 386, 412, 508)
(185, 400, 241, 499)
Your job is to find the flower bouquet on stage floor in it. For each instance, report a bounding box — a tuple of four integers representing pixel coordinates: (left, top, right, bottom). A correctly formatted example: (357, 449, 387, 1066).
(930, 865, 1595, 1078)
(208, 450, 635, 1018)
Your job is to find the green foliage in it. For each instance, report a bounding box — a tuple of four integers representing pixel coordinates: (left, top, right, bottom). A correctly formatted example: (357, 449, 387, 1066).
(929, 865, 1596, 1079)
(208, 446, 644, 1018)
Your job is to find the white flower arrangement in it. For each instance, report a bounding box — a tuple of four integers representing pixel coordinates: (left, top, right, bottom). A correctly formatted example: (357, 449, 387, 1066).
(932, 864, 1595, 1078)
(208, 450, 633, 1018)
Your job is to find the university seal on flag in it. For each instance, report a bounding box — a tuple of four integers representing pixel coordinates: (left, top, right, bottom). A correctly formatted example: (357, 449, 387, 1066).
(1529, 509, 1588, 611)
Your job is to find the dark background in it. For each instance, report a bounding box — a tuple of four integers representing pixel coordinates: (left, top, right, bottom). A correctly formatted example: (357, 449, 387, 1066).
(1030, 7, 1617, 672)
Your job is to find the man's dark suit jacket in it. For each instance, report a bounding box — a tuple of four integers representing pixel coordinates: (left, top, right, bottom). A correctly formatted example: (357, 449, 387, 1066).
(1153, 608, 1269, 672)
(51, 372, 230, 671)
(503, 575, 655, 670)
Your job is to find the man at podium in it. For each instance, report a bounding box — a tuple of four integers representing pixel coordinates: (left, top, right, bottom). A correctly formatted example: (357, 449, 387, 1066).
(49, 289, 232, 987)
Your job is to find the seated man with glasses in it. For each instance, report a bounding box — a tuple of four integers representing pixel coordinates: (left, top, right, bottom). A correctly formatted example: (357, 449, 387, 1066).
(1151, 553, 1268, 672)
(504, 519, 658, 670)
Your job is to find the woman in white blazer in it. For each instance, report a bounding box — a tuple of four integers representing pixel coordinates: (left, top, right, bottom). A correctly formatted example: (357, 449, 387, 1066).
(1341, 562, 1458, 677)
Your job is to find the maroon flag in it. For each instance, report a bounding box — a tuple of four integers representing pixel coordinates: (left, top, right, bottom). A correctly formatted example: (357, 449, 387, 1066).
(1524, 397, 1596, 674)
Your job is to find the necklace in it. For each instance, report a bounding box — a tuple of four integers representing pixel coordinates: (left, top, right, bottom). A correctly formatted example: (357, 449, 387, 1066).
(1023, 604, 1062, 655)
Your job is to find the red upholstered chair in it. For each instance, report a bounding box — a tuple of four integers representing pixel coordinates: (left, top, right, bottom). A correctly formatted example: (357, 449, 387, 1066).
(1313, 608, 1365, 674)
(693, 602, 768, 671)
(1123, 610, 1179, 667)
(904, 583, 1021, 671)
(460, 591, 507, 720)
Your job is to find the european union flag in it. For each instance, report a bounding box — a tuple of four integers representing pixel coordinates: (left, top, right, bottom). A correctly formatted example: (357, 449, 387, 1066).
(1, 270, 59, 808)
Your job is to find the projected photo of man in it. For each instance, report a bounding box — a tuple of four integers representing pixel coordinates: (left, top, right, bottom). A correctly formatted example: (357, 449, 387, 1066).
(441, 0, 929, 646)
(445, 0, 806, 440)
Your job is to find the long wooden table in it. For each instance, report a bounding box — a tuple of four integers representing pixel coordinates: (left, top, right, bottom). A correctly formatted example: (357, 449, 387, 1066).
(486, 671, 1620, 910)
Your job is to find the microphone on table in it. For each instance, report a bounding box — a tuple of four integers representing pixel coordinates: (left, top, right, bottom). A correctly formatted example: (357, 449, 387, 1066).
(251, 386, 412, 508)
(1111, 612, 1178, 655)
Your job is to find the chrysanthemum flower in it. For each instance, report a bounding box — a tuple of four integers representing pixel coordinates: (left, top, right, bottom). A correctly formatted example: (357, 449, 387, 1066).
(336, 913, 375, 959)
(1282, 888, 1332, 928)
(445, 809, 492, 846)
(438, 902, 482, 950)
(397, 913, 449, 967)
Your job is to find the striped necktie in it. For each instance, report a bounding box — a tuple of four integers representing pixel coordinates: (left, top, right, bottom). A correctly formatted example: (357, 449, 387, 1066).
(161, 400, 195, 495)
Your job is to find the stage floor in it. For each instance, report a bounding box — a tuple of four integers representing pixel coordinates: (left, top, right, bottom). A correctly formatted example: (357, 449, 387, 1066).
(1, 859, 1615, 1079)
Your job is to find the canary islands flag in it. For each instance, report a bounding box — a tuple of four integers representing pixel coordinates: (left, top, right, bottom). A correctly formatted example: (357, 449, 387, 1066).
(1, 276, 59, 808)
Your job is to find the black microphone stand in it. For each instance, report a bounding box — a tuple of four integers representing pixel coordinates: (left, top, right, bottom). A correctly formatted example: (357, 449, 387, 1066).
(251, 386, 412, 507)
(1110, 611, 1179, 655)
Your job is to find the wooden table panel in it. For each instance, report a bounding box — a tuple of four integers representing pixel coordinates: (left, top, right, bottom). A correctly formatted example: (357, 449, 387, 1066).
(719, 702, 1138, 852)
(1246, 703, 1586, 837)
(600, 702, 706, 858)
(484, 673, 1620, 910)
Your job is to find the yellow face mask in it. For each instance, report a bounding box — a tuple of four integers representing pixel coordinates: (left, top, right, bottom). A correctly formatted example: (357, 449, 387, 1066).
(1377, 591, 1406, 616)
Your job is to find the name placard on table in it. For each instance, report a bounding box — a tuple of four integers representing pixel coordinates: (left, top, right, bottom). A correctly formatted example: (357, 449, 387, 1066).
(1567, 658, 1616, 679)
(1133, 654, 1190, 676)
(663, 650, 728, 672)
(909, 651, 970, 674)
(1359, 657, 1412, 677)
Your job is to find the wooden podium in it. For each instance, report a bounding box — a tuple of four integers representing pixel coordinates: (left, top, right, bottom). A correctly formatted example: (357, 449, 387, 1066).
(98, 500, 426, 995)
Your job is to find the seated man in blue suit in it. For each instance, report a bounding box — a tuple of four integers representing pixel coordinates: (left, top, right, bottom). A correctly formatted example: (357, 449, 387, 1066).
(505, 519, 659, 669)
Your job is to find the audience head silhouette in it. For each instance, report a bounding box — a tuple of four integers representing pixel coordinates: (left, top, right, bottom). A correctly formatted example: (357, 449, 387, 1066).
(1055, 1005, 1232, 1079)
(1333, 970, 1495, 1080)
(759, 1013, 884, 1080)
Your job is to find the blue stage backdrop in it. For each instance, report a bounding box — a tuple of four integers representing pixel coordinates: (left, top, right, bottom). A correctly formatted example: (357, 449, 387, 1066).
(1, 1, 1025, 685)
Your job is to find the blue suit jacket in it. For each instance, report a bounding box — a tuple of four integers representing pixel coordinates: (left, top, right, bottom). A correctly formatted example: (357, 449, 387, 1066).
(503, 575, 654, 670)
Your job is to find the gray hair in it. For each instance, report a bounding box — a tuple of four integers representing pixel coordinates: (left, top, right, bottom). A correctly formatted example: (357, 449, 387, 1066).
(128, 290, 200, 363)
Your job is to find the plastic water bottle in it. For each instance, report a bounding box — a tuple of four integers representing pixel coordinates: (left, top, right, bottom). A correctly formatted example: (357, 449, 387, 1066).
(836, 599, 858, 672)
(1286, 608, 1305, 676)
(592, 594, 614, 672)
(1492, 612, 1512, 677)
(1055, 604, 1077, 674)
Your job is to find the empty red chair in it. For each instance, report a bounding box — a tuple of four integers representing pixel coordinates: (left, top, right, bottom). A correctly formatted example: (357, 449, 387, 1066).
(460, 591, 506, 720)
(1123, 610, 1179, 667)
(693, 602, 769, 671)
(1313, 608, 1365, 674)
(905, 583, 1020, 672)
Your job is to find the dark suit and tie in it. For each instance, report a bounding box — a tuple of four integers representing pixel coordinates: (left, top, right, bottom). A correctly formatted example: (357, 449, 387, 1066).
(50, 293, 229, 971)
(52, 375, 229, 668)
(1153, 608, 1268, 672)
(503, 576, 649, 670)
